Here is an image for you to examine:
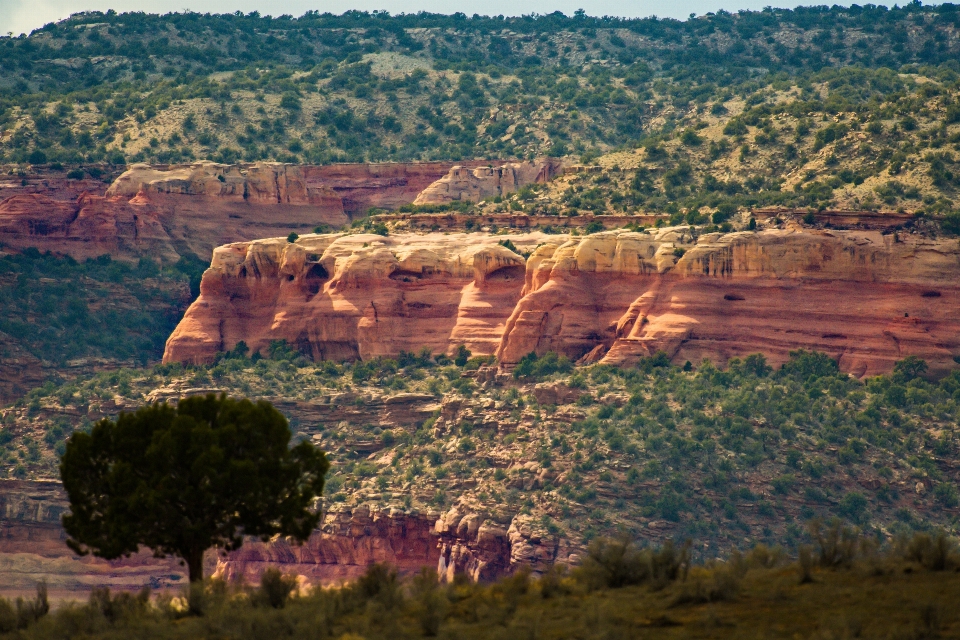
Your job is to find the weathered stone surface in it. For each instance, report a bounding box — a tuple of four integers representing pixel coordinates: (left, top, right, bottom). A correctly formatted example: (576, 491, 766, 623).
(168, 226, 960, 378)
(213, 504, 441, 585)
(0, 480, 186, 600)
(497, 226, 960, 378)
(0, 161, 511, 262)
(163, 232, 546, 364)
(412, 159, 564, 205)
(0, 480, 546, 596)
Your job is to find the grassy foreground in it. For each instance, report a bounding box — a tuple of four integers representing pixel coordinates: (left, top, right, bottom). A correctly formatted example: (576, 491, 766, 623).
(2, 528, 960, 639)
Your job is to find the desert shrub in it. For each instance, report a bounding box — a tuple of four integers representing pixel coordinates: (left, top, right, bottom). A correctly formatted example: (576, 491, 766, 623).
(409, 568, 449, 636)
(905, 531, 957, 571)
(355, 563, 403, 609)
(257, 568, 298, 608)
(513, 351, 573, 380)
(576, 537, 690, 590)
(0, 582, 49, 632)
(798, 545, 815, 583)
(810, 519, 861, 568)
(673, 552, 746, 604)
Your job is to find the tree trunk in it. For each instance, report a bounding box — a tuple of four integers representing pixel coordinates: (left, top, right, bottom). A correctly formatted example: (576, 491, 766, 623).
(186, 548, 204, 583)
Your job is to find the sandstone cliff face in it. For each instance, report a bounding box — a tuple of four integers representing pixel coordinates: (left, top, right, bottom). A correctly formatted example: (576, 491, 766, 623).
(0, 478, 573, 596)
(497, 226, 960, 377)
(168, 227, 960, 377)
(412, 159, 563, 205)
(0, 161, 508, 262)
(164, 232, 548, 364)
(214, 504, 440, 585)
(0, 480, 187, 599)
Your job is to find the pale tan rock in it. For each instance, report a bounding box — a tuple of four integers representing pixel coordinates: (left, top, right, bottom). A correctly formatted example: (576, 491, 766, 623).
(412, 159, 563, 205)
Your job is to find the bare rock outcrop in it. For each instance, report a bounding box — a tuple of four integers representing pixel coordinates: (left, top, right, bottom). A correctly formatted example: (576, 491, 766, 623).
(0, 161, 514, 262)
(214, 504, 440, 585)
(167, 227, 960, 377)
(412, 159, 564, 205)
(496, 227, 960, 378)
(164, 232, 547, 364)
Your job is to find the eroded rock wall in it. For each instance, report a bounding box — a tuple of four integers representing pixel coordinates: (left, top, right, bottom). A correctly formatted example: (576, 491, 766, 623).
(412, 159, 564, 205)
(0, 480, 554, 596)
(167, 227, 960, 377)
(0, 161, 511, 262)
(163, 232, 548, 364)
(497, 226, 960, 377)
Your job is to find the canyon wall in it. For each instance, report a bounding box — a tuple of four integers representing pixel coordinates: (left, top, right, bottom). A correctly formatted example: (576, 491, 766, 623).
(0, 160, 545, 263)
(166, 226, 960, 377)
(0, 383, 575, 597)
(1, 480, 564, 596)
(163, 232, 550, 364)
(0, 478, 441, 598)
(412, 159, 564, 205)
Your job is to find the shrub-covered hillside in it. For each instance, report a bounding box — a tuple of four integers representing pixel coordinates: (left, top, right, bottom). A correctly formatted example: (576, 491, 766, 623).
(3, 7, 960, 213)
(0, 249, 205, 400)
(5, 346, 959, 555)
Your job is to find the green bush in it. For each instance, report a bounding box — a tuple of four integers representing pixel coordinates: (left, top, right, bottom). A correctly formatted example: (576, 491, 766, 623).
(513, 351, 574, 380)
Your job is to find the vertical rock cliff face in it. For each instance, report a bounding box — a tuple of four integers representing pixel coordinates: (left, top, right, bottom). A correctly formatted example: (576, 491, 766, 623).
(166, 226, 960, 377)
(214, 504, 440, 585)
(0, 480, 186, 599)
(163, 233, 548, 364)
(0, 479, 562, 595)
(0, 160, 529, 262)
(496, 227, 960, 377)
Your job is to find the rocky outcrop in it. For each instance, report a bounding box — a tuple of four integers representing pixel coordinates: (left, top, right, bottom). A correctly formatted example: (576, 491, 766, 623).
(412, 159, 563, 205)
(214, 504, 440, 585)
(168, 227, 960, 377)
(0, 480, 560, 596)
(433, 506, 579, 582)
(496, 226, 960, 378)
(0, 480, 186, 599)
(0, 161, 514, 262)
(163, 232, 548, 364)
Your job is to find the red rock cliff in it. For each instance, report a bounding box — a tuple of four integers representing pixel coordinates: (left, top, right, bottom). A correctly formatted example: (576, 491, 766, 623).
(166, 226, 960, 377)
(0, 160, 515, 262)
(163, 232, 550, 364)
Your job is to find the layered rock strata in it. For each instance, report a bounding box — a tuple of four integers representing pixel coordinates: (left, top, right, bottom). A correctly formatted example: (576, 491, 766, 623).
(0, 480, 184, 600)
(214, 504, 440, 585)
(0, 478, 574, 596)
(497, 226, 960, 377)
(163, 232, 550, 364)
(167, 226, 960, 377)
(0, 161, 516, 262)
(412, 159, 563, 205)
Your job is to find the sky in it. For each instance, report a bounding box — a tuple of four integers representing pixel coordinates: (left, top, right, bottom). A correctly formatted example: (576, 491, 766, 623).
(1, 0, 900, 37)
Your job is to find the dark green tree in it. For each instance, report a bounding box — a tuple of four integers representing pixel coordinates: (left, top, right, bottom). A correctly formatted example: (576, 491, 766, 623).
(893, 356, 927, 383)
(60, 394, 329, 582)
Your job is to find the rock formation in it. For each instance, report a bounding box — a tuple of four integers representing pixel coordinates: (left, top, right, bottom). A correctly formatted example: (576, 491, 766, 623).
(163, 232, 547, 364)
(0, 479, 185, 599)
(0, 160, 518, 262)
(214, 504, 440, 585)
(0, 478, 571, 595)
(412, 159, 563, 205)
(497, 226, 960, 377)
(167, 226, 960, 377)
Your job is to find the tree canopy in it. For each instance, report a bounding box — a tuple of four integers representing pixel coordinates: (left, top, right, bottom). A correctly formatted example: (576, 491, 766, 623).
(60, 394, 329, 582)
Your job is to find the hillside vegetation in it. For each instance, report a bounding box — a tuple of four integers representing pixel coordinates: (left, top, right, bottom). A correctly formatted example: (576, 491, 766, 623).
(5, 347, 959, 556)
(2, 7, 960, 215)
(4, 530, 960, 639)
